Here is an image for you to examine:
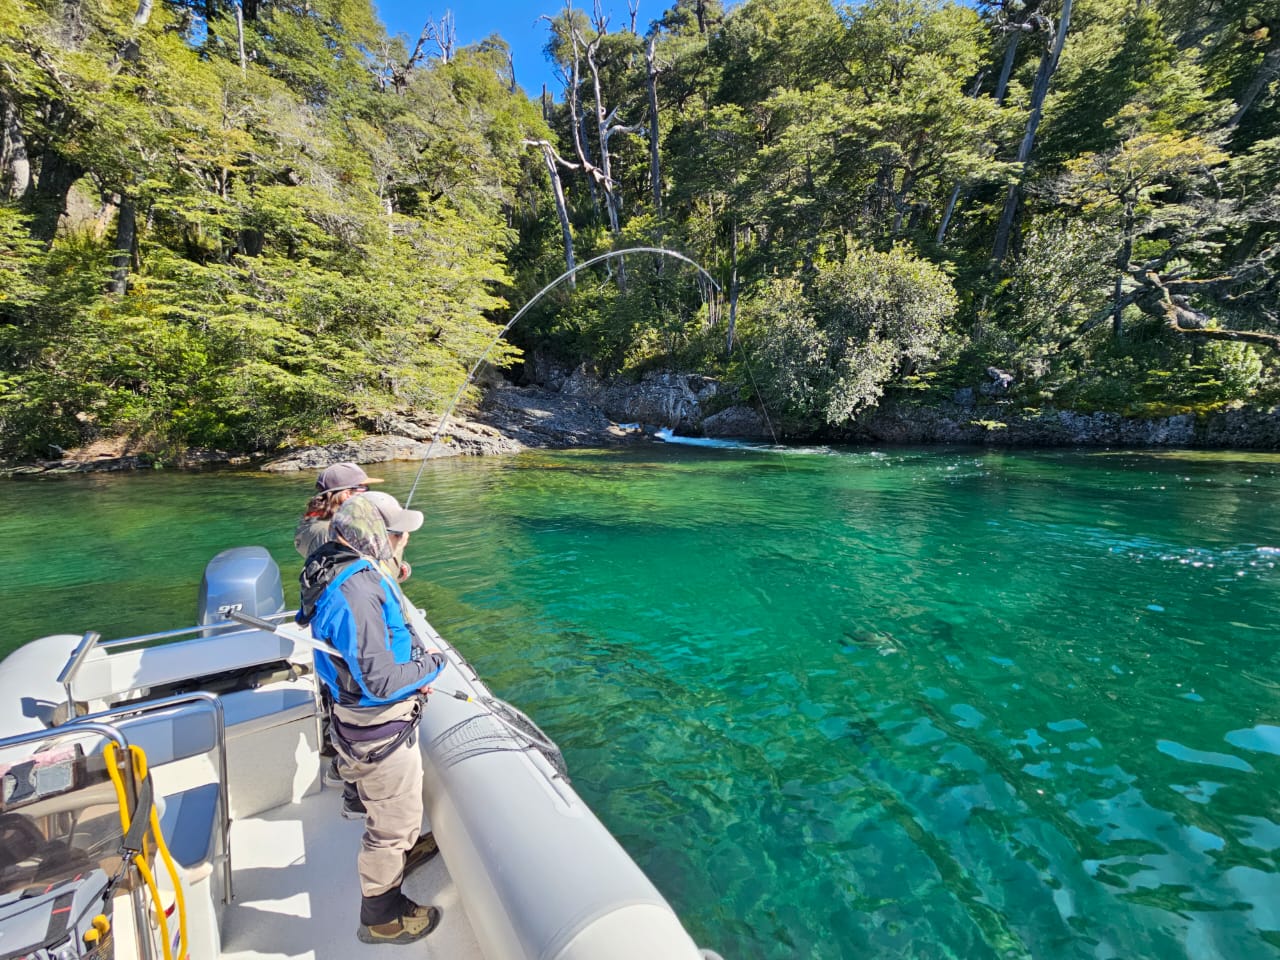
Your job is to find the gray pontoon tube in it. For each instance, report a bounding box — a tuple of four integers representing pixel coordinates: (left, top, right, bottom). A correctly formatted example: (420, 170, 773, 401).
(408, 610, 707, 960)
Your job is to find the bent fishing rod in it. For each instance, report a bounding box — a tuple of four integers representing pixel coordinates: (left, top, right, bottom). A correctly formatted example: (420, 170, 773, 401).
(403, 246, 722, 509)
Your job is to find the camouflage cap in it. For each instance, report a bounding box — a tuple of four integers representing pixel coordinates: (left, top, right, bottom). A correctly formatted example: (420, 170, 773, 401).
(331, 494, 394, 568)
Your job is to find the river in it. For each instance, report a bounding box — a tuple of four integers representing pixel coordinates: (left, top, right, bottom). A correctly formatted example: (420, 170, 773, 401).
(3, 444, 1278, 959)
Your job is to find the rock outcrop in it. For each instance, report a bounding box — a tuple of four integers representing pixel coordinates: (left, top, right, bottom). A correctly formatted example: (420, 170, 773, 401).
(845, 400, 1280, 449)
(7, 372, 1280, 479)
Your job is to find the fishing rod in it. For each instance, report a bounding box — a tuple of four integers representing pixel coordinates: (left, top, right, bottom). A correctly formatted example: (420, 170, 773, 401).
(403, 246, 722, 508)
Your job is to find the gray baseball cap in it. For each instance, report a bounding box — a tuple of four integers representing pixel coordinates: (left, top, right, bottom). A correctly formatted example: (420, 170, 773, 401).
(315, 461, 383, 492)
(363, 490, 425, 534)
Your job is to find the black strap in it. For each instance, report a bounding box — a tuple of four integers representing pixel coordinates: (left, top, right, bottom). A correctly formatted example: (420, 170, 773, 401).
(332, 695, 425, 765)
(41, 889, 77, 948)
(120, 770, 153, 856)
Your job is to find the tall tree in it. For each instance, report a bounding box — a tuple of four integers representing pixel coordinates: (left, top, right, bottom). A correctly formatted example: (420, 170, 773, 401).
(991, 0, 1073, 264)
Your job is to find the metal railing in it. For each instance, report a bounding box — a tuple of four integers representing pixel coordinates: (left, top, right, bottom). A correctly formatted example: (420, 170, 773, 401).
(0, 722, 157, 960)
(73, 692, 234, 904)
(55, 611, 302, 709)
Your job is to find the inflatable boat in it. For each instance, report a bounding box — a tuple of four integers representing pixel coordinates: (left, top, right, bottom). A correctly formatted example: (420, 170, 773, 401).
(0, 546, 722, 960)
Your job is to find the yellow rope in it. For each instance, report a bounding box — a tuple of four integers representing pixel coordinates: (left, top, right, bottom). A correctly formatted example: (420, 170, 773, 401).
(103, 742, 190, 960)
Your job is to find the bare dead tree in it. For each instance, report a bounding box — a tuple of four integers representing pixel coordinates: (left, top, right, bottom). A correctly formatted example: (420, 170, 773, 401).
(426, 11, 457, 63)
(523, 138, 579, 282)
(1053, 251, 1280, 355)
(233, 0, 247, 75)
(645, 34, 662, 216)
(1144, 254, 1280, 352)
(993, 0, 1048, 106)
(385, 12, 457, 92)
(583, 3, 646, 238)
(543, 4, 600, 213)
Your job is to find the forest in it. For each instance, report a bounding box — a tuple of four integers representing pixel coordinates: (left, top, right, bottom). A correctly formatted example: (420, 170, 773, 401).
(0, 0, 1276, 458)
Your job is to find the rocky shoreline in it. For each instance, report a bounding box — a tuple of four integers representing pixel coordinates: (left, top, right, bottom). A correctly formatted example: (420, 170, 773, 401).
(5, 371, 1280, 477)
(1, 381, 661, 478)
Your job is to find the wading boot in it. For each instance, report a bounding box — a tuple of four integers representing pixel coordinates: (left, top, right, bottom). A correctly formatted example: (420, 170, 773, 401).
(340, 782, 366, 820)
(356, 901, 441, 945)
(403, 833, 439, 876)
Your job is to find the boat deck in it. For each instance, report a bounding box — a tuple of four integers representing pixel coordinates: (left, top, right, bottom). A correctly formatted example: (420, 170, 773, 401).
(221, 783, 483, 960)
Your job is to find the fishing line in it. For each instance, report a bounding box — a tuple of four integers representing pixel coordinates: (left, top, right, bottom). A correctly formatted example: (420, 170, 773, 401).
(732, 338, 780, 446)
(403, 247, 720, 508)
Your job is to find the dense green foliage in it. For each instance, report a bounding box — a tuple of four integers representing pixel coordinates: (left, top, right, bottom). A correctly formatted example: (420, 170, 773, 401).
(0, 0, 538, 456)
(1, 0, 1277, 456)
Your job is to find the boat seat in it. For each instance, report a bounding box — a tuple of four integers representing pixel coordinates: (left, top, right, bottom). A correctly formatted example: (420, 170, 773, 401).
(220, 686, 314, 737)
(98, 699, 228, 882)
(116, 705, 221, 768)
(158, 783, 220, 870)
(96, 696, 230, 956)
(219, 684, 321, 819)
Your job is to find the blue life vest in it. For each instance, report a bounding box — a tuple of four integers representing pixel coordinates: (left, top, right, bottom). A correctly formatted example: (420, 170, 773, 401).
(308, 558, 438, 706)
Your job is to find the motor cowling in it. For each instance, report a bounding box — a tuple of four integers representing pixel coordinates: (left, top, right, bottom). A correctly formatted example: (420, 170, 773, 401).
(196, 546, 285, 628)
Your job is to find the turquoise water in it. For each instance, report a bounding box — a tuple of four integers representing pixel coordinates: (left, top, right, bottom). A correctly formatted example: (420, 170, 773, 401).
(2, 445, 1279, 959)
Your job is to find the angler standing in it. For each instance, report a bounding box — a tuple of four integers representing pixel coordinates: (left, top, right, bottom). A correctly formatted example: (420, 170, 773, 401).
(294, 461, 382, 559)
(297, 492, 444, 945)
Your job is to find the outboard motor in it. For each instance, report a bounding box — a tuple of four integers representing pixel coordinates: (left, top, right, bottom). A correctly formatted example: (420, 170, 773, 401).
(197, 546, 285, 631)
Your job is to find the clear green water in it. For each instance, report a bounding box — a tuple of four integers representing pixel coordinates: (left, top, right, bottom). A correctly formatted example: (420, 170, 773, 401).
(2, 445, 1279, 960)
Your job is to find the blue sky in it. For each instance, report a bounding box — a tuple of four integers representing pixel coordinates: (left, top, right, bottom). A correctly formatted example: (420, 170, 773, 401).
(371, 1, 648, 98)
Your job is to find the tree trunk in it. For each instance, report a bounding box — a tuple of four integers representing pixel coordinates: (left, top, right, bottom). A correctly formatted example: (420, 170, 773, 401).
(992, 0, 1074, 265)
(1, 90, 32, 199)
(537, 142, 576, 285)
(726, 218, 739, 355)
(645, 36, 662, 216)
(587, 45, 621, 237)
(891, 157, 918, 237)
(1112, 198, 1134, 337)
(234, 0, 247, 74)
(1230, 219, 1266, 265)
(936, 185, 961, 244)
(994, 29, 1020, 106)
(28, 147, 83, 243)
(934, 72, 986, 245)
(577, 113, 599, 211)
(1227, 42, 1280, 131)
(565, 40, 600, 214)
(583, 31, 632, 288)
(110, 193, 136, 294)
